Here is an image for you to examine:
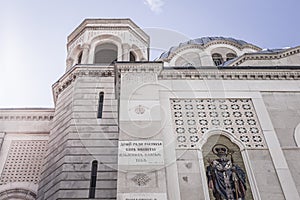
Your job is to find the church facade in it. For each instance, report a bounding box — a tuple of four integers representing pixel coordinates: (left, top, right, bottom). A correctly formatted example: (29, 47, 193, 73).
(0, 18, 300, 200)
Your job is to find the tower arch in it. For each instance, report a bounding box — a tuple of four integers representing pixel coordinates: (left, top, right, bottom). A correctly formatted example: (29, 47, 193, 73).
(94, 43, 118, 64)
(131, 44, 146, 61)
(88, 34, 123, 64)
(66, 44, 83, 69)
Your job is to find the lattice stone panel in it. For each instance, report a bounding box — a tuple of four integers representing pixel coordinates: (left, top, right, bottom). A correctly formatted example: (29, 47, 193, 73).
(0, 140, 47, 185)
(170, 99, 266, 149)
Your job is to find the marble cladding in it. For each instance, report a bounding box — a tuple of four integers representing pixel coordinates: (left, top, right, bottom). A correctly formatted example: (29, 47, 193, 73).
(262, 92, 300, 147)
(37, 75, 118, 200)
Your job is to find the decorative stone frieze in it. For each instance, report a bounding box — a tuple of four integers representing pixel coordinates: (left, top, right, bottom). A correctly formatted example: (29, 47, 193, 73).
(0, 109, 54, 121)
(0, 115, 53, 121)
(171, 98, 266, 149)
(116, 62, 163, 73)
(159, 68, 300, 80)
(0, 140, 47, 185)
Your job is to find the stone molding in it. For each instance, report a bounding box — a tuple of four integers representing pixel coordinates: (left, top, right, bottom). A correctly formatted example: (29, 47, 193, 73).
(0, 115, 53, 121)
(116, 62, 163, 73)
(0, 109, 54, 121)
(159, 68, 300, 80)
(0, 188, 36, 200)
(52, 65, 115, 103)
(68, 27, 149, 54)
(53, 64, 300, 104)
(68, 19, 149, 45)
(204, 40, 261, 51)
(229, 46, 300, 66)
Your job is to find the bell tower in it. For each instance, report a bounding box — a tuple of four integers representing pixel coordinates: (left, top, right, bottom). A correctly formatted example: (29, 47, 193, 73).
(65, 19, 149, 70)
(37, 19, 149, 199)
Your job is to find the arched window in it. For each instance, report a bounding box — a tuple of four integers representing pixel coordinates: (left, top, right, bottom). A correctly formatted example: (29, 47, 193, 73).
(97, 92, 104, 118)
(77, 51, 83, 64)
(226, 53, 237, 61)
(130, 51, 136, 62)
(94, 43, 118, 64)
(89, 160, 98, 198)
(212, 53, 223, 66)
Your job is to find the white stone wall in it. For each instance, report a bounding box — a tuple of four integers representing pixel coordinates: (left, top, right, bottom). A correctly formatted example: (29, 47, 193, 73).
(117, 63, 168, 200)
(156, 71, 300, 199)
(0, 109, 53, 199)
(262, 92, 300, 193)
(37, 66, 118, 199)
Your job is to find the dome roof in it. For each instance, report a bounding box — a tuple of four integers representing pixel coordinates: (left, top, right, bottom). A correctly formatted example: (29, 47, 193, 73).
(159, 36, 260, 59)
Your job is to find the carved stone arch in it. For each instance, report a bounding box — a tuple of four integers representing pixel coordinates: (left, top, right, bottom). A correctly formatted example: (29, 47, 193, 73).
(174, 50, 203, 67)
(67, 44, 83, 69)
(199, 129, 245, 150)
(198, 129, 260, 200)
(167, 45, 205, 61)
(131, 44, 145, 61)
(129, 51, 137, 62)
(295, 123, 300, 147)
(0, 188, 36, 200)
(170, 47, 207, 66)
(89, 34, 123, 63)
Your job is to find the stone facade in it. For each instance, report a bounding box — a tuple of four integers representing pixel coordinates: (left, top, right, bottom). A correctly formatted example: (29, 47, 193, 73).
(0, 19, 300, 200)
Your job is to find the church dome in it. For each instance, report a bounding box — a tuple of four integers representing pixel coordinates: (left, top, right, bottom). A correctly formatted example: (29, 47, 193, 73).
(159, 36, 261, 60)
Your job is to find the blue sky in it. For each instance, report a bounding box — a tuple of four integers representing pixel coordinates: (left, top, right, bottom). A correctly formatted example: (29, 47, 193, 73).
(1, 0, 300, 107)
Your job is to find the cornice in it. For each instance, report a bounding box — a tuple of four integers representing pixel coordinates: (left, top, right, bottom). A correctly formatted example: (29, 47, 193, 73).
(229, 46, 300, 66)
(52, 65, 115, 104)
(0, 109, 54, 121)
(158, 67, 300, 80)
(116, 62, 163, 73)
(67, 25, 150, 50)
(0, 114, 53, 121)
(68, 19, 149, 43)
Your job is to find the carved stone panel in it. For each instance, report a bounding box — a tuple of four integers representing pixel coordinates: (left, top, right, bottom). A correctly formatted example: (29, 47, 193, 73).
(0, 140, 47, 185)
(171, 98, 266, 149)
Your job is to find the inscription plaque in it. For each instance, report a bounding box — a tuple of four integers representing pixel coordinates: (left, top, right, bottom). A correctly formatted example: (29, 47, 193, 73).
(118, 141, 164, 165)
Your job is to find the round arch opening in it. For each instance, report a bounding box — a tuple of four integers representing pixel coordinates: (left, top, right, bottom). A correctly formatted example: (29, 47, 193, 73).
(94, 43, 118, 64)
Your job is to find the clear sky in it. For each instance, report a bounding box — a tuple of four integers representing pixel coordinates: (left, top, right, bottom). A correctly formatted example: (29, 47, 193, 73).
(1, 0, 300, 108)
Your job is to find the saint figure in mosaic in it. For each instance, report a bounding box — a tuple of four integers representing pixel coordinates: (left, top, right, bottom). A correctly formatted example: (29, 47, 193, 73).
(206, 144, 247, 200)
